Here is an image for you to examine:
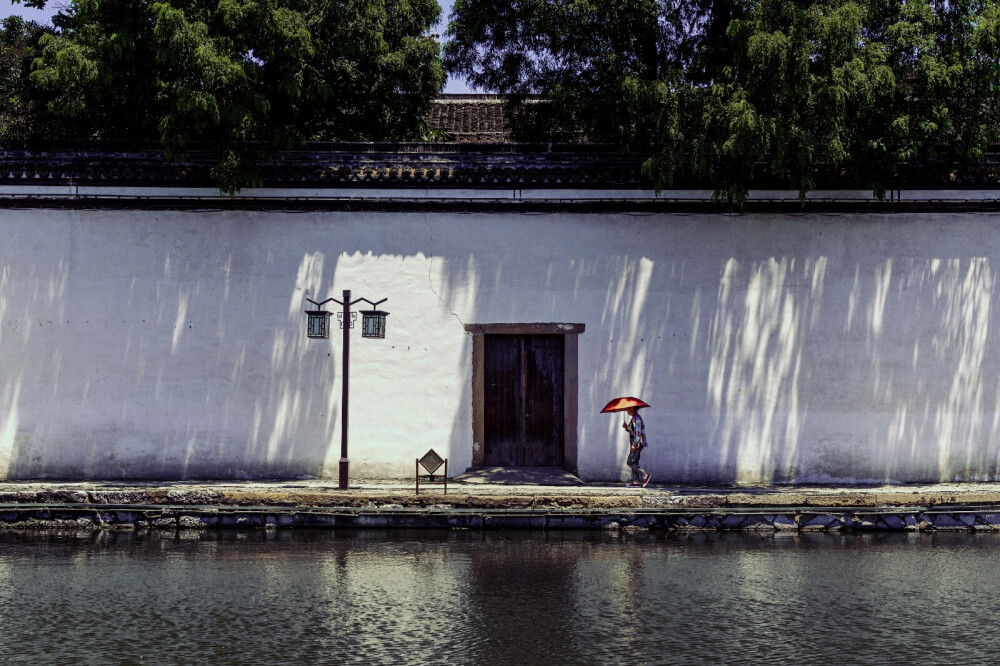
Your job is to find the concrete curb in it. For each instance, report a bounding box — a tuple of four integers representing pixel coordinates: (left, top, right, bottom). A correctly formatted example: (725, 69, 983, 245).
(3, 503, 1000, 532)
(3, 482, 1000, 531)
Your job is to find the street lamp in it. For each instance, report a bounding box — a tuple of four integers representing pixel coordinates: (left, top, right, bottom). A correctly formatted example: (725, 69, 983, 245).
(361, 308, 389, 339)
(306, 290, 388, 490)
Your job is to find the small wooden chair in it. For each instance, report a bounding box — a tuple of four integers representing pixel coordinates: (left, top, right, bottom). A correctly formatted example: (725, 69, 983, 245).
(416, 449, 448, 495)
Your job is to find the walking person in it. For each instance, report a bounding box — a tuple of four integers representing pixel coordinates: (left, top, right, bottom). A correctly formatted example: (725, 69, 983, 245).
(623, 406, 650, 487)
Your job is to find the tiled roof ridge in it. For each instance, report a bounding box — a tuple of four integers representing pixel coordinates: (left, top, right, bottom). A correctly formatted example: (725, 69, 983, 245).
(3, 144, 1000, 190)
(434, 94, 507, 103)
(428, 96, 512, 143)
(433, 94, 546, 102)
(0, 144, 651, 188)
(0, 142, 630, 160)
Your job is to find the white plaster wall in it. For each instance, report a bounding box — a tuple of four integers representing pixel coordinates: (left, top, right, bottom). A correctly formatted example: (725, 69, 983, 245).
(2, 207, 1000, 483)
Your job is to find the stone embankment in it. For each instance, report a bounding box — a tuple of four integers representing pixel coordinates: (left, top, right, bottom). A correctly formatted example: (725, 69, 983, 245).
(3, 482, 1000, 532)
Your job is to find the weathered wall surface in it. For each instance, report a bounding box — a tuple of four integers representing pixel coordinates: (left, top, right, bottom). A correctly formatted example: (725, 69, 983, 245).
(1, 208, 999, 483)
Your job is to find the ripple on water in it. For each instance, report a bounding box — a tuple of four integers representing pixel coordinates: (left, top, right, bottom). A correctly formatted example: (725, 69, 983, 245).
(0, 530, 997, 665)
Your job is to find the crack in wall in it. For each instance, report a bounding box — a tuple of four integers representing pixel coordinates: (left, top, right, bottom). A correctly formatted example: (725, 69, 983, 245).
(425, 214, 466, 327)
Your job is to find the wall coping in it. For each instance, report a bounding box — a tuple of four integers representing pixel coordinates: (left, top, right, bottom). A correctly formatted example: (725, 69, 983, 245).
(464, 323, 586, 335)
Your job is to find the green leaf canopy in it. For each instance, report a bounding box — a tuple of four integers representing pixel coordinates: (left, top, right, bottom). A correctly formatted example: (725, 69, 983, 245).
(0, 16, 58, 142)
(444, 0, 1000, 203)
(28, 0, 446, 193)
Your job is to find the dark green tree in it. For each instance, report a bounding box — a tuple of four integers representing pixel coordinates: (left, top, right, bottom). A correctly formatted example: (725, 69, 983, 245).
(19, 0, 445, 193)
(444, 0, 1000, 203)
(673, 0, 896, 202)
(0, 15, 56, 141)
(879, 0, 1000, 164)
(443, 0, 697, 144)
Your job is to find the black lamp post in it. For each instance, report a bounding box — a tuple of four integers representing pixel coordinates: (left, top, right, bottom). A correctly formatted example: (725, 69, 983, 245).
(306, 290, 389, 490)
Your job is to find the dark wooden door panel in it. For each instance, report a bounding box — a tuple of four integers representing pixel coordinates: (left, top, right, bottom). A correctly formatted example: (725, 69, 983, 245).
(524, 335, 564, 466)
(484, 335, 522, 466)
(483, 334, 564, 467)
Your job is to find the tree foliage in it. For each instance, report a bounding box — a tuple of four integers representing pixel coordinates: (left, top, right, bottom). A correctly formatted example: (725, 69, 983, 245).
(0, 15, 59, 141)
(17, 0, 445, 193)
(444, 0, 1000, 203)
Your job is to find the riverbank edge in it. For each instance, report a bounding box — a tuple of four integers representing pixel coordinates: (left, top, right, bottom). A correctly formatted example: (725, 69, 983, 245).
(3, 484, 1000, 531)
(2, 503, 1000, 532)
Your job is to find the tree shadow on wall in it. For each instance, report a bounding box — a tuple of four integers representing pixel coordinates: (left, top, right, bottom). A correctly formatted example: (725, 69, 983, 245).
(3, 210, 1000, 483)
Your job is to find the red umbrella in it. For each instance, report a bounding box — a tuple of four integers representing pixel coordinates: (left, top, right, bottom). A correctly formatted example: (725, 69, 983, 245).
(600, 396, 650, 413)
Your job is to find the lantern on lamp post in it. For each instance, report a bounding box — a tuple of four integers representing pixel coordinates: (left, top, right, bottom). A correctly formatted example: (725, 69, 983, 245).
(361, 308, 389, 339)
(305, 290, 389, 490)
(306, 309, 332, 339)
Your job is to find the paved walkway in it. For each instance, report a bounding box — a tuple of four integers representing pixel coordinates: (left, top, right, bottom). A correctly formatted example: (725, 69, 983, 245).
(3, 478, 1000, 531)
(2, 478, 1000, 509)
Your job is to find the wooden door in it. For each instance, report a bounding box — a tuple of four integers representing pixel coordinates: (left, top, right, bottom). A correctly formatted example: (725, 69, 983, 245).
(484, 334, 564, 467)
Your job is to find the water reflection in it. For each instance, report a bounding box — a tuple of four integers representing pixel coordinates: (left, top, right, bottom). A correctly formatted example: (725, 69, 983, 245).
(0, 530, 996, 665)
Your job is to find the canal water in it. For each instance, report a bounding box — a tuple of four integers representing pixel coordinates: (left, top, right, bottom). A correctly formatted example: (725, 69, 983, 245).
(0, 529, 996, 665)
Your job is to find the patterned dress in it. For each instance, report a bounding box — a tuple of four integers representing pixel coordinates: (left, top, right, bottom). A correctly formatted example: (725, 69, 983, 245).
(626, 412, 647, 484)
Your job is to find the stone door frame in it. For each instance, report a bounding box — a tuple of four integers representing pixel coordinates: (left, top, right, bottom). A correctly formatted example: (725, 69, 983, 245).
(465, 323, 585, 473)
